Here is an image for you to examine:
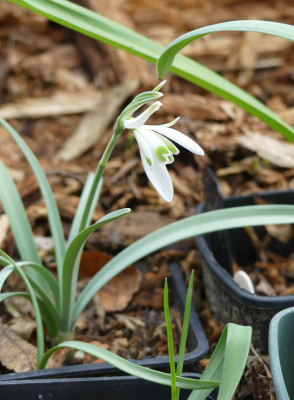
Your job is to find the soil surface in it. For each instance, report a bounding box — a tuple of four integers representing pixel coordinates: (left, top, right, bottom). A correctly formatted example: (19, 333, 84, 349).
(1, 0, 294, 398)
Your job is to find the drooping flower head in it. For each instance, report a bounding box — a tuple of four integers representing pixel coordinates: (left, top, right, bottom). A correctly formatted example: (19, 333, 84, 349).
(123, 88, 204, 202)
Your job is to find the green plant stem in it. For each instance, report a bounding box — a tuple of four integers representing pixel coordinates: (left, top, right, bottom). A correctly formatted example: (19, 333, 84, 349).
(78, 129, 121, 232)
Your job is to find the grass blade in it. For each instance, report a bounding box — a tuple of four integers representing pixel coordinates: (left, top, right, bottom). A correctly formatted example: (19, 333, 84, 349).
(7, 0, 294, 142)
(176, 271, 194, 400)
(164, 278, 177, 400)
(0, 119, 66, 276)
(74, 204, 294, 323)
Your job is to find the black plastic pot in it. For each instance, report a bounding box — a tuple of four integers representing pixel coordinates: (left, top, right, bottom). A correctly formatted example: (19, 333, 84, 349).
(195, 168, 294, 353)
(0, 262, 208, 383)
(0, 373, 217, 400)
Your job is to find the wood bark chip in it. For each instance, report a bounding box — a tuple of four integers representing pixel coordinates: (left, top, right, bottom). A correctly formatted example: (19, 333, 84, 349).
(238, 131, 294, 168)
(56, 80, 139, 161)
(0, 214, 9, 247)
(0, 82, 134, 119)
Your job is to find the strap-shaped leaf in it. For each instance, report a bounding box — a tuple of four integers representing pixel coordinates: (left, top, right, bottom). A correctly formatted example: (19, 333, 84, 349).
(188, 324, 252, 400)
(0, 259, 59, 305)
(74, 204, 294, 323)
(68, 173, 103, 243)
(157, 20, 294, 77)
(0, 162, 41, 265)
(0, 119, 66, 276)
(38, 340, 220, 389)
(61, 208, 131, 331)
(176, 271, 194, 400)
(0, 265, 14, 291)
(7, 0, 294, 142)
(0, 250, 45, 364)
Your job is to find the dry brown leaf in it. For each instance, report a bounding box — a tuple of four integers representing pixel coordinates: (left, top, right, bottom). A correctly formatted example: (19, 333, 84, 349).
(0, 321, 37, 372)
(97, 267, 141, 312)
(7, 316, 36, 341)
(80, 251, 141, 312)
(265, 224, 293, 243)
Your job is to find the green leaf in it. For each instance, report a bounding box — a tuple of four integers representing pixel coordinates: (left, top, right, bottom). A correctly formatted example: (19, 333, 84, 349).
(188, 324, 252, 400)
(38, 340, 220, 390)
(176, 271, 194, 400)
(68, 173, 103, 244)
(0, 119, 66, 275)
(61, 208, 131, 332)
(0, 265, 14, 291)
(0, 162, 41, 265)
(0, 250, 45, 365)
(74, 204, 294, 323)
(0, 259, 59, 305)
(7, 1, 294, 142)
(0, 291, 31, 302)
(164, 279, 177, 400)
(157, 20, 294, 77)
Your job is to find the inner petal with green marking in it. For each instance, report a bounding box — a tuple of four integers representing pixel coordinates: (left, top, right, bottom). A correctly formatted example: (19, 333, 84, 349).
(154, 144, 171, 163)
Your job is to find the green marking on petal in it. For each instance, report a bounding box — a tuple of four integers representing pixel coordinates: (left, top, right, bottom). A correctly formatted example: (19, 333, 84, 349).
(167, 155, 174, 163)
(155, 145, 170, 162)
(145, 156, 152, 167)
(165, 141, 178, 154)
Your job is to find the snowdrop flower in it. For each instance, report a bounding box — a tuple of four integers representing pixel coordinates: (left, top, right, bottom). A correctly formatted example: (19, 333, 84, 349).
(124, 101, 204, 202)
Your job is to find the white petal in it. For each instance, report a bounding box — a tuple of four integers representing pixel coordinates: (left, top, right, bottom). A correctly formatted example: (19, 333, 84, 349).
(134, 130, 153, 167)
(124, 102, 162, 130)
(140, 149, 174, 202)
(139, 127, 172, 164)
(148, 125, 204, 156)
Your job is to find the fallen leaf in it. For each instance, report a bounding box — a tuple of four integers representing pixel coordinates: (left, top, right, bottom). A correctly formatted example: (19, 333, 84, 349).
(7, 316, 36, 341)
(0, 321, 37, 372)
(80, 251, 141, 312)
(265, 224, 293, 243)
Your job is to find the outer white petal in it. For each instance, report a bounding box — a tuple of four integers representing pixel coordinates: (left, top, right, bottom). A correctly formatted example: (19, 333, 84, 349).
(124, 102, 162, 130)
(148, 125, 204, 156)
(134, 130, 153, 167)
(140, 149, 174, 202)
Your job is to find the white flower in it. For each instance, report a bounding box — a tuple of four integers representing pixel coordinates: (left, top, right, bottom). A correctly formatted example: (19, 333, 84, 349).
(124, 101, 204, 202)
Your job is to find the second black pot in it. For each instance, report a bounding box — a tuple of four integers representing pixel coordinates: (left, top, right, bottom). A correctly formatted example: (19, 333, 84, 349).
(0, 262, 208, 383)
(0, 373, 217, 400)
(195, 169, 294, 353)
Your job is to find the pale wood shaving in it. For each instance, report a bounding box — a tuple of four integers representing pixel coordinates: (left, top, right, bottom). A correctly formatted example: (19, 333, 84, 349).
(238, 131, 294, 169)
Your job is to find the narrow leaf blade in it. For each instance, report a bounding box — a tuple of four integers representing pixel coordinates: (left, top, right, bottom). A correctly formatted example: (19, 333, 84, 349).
(74, 204, 294, 322)
(6, 1, 294, 141)
(38, 340, 220, 390)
